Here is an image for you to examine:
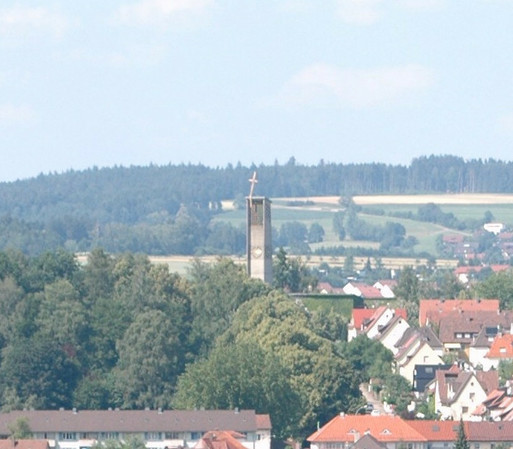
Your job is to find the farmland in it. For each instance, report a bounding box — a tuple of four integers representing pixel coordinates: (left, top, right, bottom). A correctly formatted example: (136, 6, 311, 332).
(217, 193, 513, 265)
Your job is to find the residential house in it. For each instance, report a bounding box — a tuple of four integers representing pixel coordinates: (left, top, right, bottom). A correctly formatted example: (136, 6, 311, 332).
(468, 327, 500, 370)
(484, 332, 513, 370)
(309, 415, 513, 449)
(317, 282, 345, 295)
(348, 307, 406, 342)
(405, 421, 459, 449)
(418, 299, 500, 327)
(365, 307, 407, 341)
(349, 434, 387, 449)
(413, 364, 451, 394)
(438, 310, 513, 354)
(472, 388, 513, 422)
(0, 410, 271, 449)
(433, 365, 498, 420)
(348, 309, 378, 342)
(466, 421, 513, 449)
(343, 283, 384, 299)
(373, 281, 397, 299)
(377, 316, 410, 355)
(307, 414, 427, 449)
(194, 431, 248, 449)
(454, 266, 509, 285)
(393, 328, 444, 385)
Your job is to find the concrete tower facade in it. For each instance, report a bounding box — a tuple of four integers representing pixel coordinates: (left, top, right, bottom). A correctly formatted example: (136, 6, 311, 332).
(246, 196, 272, 284)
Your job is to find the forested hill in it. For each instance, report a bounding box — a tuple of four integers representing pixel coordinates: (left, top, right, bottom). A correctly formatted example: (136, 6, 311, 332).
(1, 154, 513, 255)
(3, 155, 513, 223)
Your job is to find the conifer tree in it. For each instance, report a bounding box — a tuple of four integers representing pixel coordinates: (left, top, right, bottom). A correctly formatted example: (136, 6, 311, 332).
(455, 420, 469, 449)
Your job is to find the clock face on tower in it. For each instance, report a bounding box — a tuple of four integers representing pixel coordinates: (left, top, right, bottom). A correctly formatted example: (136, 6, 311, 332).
(252, 246, 263, 258)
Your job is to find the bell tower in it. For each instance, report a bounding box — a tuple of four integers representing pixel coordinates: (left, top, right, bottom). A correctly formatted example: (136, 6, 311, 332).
(246, 172, 272, 284)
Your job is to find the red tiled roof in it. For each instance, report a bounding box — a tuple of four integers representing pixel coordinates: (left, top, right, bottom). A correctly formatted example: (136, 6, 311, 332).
(0, 441, 48, 449)
(195, 431, 248, 449)
(405, 421, 459, 442)
(307, 415, 427, 444)
(255, 414, 271, 430)
(466, 421, 513, 441)
(352, 309, 377, 329)
(486, 334, 513, 359)
(352, 283, 384, 298)
(491, 265, 511, 273)
(419, 299, 500, 327)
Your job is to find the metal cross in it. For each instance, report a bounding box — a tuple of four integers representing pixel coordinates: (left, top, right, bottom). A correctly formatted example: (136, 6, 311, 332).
(248, 171, 258, 206)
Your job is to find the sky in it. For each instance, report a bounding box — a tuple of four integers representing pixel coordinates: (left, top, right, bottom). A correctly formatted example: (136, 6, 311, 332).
(1, 0, 513, 182)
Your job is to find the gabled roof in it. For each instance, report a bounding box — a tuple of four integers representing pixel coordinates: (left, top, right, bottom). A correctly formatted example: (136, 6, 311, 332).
(352, 309, 378, 329)
(436, 366, 495, 406)
(476, 370, 499, 394)
(345, 283, 384, 298)
(195, 431, 248, 449)
(486, 333, 513, 359)
(307, 415, 427, 444)
(377, 315, 409, 342)
(419, 299, 500, 327)
(350, 433, 387, 449)
(438, 311, 512, 344)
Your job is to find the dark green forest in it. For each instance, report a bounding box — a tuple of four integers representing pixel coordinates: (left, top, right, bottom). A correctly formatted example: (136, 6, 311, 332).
(1, 155, 513, 255)
(0, 250, 376, 438)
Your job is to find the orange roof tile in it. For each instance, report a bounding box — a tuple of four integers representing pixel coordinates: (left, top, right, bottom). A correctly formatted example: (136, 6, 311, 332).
(352, 309, 377, 329)
(405, 420, 459, 441)
(307, 415, 427, 444)
(486, 334, 513, 359)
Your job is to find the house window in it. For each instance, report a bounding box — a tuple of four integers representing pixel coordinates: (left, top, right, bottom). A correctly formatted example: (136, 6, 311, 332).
(145, 432, 162, 441)
(474, 444, 480, 449)
(59, 433, 77, 441)
(426, 367, 433, 373)
(462, 407, 468, 414)
(470, 392, 475, 401)
(100, 432, 119, 440)
(191, 432, 202, 440)
(465, 333, 471, 338)
(456, 333, 463, 339)
(165, 432, 180, 439)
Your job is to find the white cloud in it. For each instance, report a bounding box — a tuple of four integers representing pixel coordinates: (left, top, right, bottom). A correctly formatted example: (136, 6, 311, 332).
(278, 63, 435, 109)
(336, 0, 384, 25)
(116, 0, 213, 26)
(0, 6, 68, 38)
(0, 105, 35, 125)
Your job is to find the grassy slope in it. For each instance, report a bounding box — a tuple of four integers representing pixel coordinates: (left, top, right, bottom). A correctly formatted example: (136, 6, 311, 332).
(215, 196, 513, 257)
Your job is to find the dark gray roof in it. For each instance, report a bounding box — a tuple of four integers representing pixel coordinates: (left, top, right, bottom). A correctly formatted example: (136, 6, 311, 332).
(350, 434, 387, 449)
(0, 410, 270, 434)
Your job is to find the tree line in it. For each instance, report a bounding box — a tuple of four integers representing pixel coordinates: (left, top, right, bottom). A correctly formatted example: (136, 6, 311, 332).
(0, 249, 369, 439)
(1, 155, 513, 256)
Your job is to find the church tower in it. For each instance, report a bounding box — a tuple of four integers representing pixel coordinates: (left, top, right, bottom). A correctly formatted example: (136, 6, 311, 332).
(246, 172, 272, 284)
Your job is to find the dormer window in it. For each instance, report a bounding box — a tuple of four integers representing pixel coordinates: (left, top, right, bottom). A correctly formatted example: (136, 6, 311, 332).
(380, 429, 391, 435)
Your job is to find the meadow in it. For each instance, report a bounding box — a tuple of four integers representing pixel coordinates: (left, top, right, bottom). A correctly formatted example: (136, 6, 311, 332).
(216, 194, 513, 258)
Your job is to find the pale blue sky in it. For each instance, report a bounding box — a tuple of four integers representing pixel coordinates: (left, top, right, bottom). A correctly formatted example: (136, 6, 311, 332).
(1, 0, 513, 182)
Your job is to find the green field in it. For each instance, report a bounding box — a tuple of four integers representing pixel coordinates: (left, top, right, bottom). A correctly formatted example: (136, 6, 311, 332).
(215, 196, 513, 258)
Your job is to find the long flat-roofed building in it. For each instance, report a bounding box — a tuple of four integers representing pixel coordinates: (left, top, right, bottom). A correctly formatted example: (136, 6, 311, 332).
(0, 410, 271, 449)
